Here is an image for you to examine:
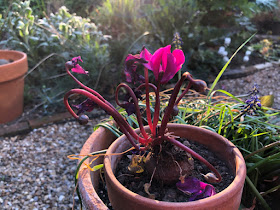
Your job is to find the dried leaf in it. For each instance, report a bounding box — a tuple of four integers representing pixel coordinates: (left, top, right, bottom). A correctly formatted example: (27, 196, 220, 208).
(128, 154, 145, 173)
(201, 172, 220, 183)
(144, 183, 156, 199)
(260, 95, 274, 107)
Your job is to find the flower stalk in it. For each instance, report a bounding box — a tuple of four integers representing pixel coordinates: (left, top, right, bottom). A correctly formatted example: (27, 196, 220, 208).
(64, 47, 222, 190)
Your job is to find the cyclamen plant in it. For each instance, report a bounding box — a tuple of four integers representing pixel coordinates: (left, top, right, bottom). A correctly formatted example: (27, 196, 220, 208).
(64, 45, 222, 200)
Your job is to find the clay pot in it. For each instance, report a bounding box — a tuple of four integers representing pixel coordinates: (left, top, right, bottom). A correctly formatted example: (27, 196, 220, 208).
(104, 124, 246, 210)
(78, 126, 117, 210)
(0, 50, 28, 123)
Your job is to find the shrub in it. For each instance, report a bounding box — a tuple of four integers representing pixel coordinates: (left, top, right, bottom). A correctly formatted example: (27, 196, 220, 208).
(0, 0, 110, 113)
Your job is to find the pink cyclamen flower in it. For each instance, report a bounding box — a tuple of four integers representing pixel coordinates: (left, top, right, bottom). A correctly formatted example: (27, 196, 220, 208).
(141, 45, 185, 84)
(71, 56, 88, 74)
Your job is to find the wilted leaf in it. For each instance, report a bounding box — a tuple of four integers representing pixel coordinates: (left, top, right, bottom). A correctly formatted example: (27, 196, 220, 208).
(144, 183, 155, 199)
(128, 154, 145, 173)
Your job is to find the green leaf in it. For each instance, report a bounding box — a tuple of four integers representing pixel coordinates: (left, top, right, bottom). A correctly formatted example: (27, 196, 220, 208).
(92, 164, 104, 171)
(207, 33, 256, 98)
(260, 95, 274, 107)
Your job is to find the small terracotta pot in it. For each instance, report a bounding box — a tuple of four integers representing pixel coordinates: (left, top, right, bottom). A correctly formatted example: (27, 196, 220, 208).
(104, 124, 246, 210)
(0, 50, 28, 123)
(78, 126, 117, 210)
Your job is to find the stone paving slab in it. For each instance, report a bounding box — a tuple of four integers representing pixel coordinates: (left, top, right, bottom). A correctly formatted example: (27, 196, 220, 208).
(0, 112, 72, 137)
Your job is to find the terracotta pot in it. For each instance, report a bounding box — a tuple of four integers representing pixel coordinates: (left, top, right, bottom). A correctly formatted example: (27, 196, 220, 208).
(78, 126, 116, 210)
(0, 50, 28, 123)
(104, 124, 246, 210)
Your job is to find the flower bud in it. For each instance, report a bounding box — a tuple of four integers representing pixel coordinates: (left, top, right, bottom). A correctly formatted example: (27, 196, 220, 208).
(192, 79, 207, 93)
(78, 114, 89, 125)
(65, 61, 74, 70)
(171, 105, 179, 116)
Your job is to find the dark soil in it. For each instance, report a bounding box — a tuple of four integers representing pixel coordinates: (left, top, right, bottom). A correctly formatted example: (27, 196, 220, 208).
(97, 138, 235, 208)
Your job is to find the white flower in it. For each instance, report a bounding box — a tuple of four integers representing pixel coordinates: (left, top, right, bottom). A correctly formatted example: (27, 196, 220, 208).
(243, 55, 249, 62)
(245, 50, 252, 56)
(223, 56, 229, 62)
(218, 46, 226, 55)
(224, 37, 231, 46)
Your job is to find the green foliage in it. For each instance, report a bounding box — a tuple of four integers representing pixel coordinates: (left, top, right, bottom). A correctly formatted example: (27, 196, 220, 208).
(94, 0, 151, 66)
(249, 38, 280, 61)
(0, 0, 109, 113)
(92, 0, 276, 82)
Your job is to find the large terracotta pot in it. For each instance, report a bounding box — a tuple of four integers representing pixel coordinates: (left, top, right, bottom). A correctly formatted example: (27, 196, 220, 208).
(78, 126, 116, 210)
(0, 50, 28, 123)
(104, 124, 246, 210)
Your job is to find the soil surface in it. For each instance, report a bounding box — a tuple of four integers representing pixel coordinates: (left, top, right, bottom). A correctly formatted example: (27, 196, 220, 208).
(114, 139, 234, 203)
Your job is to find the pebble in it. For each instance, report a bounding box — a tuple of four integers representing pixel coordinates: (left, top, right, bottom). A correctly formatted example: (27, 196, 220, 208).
(0, 117, 106, 209)
(216, 66, 280, 110)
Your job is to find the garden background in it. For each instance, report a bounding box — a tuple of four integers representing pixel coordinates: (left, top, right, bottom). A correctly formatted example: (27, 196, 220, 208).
(0, 0, 280, 209)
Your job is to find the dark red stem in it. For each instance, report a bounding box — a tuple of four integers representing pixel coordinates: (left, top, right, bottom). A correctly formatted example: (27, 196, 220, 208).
(115, 83, 150, 140)
(64, 88, 147, 148)
(159, 72, 191, 136)
(137, 82, 160, 137)
(144, 68, 153, 134)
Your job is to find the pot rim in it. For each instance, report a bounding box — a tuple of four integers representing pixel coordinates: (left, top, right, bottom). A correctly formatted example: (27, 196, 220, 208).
(0, 50, 27, 68)
(104, 123, 246, 207)
(0, 50, 28, 83)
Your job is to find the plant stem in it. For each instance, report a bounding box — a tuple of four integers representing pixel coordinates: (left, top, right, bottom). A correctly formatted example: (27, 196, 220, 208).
(159, 72, 191, 136)
(115, 83, 149, 140)
(64, 89, 145, 149)
(245, 176, 271, 210)
(245, 141, 280, 160)
(144, 68, 154, 134)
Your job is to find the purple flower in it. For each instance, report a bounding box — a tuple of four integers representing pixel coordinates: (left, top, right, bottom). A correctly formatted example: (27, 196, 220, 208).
(123, 89, 143, 116)
(124, 54, 147, 84)
(71, 56, 88, 74)
(73, 99, 97, 115)
(176, 177, 216, 201)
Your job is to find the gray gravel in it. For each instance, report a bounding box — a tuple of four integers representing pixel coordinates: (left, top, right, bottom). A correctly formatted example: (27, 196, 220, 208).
(0, 65, 279, 209)
(0, 118, 106, 210)
(216, 65, 280, 110)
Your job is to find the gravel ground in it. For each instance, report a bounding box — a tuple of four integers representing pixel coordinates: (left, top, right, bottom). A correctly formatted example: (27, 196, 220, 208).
(0, 118, 106, 210)
(216, 66, 280, 110)
(0, 66, 279, 209)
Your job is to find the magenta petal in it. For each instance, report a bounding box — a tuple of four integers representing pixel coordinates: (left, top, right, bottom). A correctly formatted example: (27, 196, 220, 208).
(161, 45, 171, 72)
(176, 177, 201, 194)
(72, 56, 83, 64)
(172, 49, 185, 71)
(176, 177, 216, 201)
(150, 47, 164, 80)
(140, 47, 152, 62)
(71, 64, 88, 74)
(140, 48, 152, 70)
(125, 54, 140, 61)
(161, 53, 177, 84)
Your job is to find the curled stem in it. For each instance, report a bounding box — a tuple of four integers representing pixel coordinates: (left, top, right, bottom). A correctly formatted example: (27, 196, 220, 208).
(115, 83, 150, 140)
(64, 88, 146, 149)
